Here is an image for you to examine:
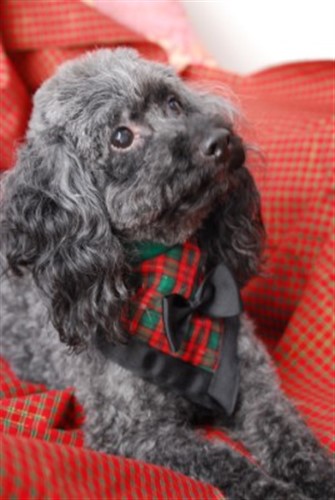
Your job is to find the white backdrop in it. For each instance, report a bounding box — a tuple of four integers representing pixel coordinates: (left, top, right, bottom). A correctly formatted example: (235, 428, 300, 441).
(181, 0, 335, 74)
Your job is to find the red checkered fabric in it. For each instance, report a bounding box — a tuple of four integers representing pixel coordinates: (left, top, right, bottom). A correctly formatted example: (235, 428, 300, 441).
(0, 0, 334, 497)
(0, 358, 224, 499)
(182, 62, 335, 452)
(0, 358, 85, 446)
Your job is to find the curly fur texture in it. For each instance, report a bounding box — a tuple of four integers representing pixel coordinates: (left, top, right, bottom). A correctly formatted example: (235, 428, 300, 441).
(1, 49, 333, 499)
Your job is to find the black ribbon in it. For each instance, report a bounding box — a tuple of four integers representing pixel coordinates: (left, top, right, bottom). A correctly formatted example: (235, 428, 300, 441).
(162, 263, 243, 416)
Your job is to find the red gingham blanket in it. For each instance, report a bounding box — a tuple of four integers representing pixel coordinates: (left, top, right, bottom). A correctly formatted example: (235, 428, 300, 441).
(0, 1, 334, 498)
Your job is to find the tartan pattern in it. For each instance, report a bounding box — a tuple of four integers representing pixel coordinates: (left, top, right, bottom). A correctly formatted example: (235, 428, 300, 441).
(0, 0, 334, 497)
(1, 434, 223, 500)
(0, 358, 224, 499)
(0, 359, 85, 447)
(126, 241, 223, 372)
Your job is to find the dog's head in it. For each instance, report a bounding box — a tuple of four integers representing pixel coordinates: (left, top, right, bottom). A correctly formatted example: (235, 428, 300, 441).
(1, 49, 265, 348)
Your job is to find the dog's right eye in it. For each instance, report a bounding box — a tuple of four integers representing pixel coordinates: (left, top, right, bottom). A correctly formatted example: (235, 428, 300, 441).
(111, 127, 134, 149)
(167, 95, 183, 115)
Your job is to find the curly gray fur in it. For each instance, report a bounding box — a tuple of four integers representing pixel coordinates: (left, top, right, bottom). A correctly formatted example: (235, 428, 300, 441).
(1, 49, 333, 499)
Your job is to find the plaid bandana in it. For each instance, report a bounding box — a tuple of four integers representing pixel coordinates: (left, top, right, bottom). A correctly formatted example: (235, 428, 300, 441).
(99, 240, 242, 414)
(126, 240, 223, 372)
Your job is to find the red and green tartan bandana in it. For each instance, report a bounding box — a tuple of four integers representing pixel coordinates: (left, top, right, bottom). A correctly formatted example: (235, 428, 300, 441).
(127, 240, 223, 372)
(99, 240, 242, 415)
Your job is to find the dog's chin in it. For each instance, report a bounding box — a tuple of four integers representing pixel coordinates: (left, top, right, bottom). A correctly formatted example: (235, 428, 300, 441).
(139, 162, 247, 245)
(120, 208, 209, 245)
(119, 187, 223, 246)
(113, 158, 247, 246)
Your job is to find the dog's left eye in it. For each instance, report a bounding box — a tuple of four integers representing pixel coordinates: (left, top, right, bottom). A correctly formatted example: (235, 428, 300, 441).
(167, 95, 183, 114)
(111, 127, 134, 149)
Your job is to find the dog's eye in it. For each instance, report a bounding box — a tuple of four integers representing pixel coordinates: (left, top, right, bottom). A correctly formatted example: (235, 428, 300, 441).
(111, 127, 134, 149)
(167, 95, 182, 114)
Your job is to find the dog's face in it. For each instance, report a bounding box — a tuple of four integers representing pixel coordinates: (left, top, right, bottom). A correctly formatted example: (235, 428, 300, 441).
(2, 49, 264, 347)
(30, 48, 245, 244)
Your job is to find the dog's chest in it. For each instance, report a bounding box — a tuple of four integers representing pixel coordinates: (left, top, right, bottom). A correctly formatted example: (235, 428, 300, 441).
(98, 239, 242, 415)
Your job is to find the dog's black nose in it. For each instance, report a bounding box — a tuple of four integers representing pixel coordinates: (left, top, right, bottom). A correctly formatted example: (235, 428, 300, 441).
(201, 129, 231, 163)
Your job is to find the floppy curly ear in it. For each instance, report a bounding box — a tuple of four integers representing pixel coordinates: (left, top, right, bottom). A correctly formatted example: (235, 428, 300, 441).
(197, 167, 265, 286)
(1, 137, 128, 348)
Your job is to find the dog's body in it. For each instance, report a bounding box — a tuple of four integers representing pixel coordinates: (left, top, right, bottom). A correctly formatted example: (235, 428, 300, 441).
(1, 49, 333, 499)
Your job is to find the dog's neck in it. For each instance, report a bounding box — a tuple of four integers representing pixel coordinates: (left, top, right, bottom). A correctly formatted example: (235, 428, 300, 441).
(127, 240, 199, 265)
(128, 241, 174, 264)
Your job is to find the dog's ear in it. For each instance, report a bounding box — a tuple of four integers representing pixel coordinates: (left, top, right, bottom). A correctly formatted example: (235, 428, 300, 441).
(197, 167, 265, 287)
(1, 137, 128, 348)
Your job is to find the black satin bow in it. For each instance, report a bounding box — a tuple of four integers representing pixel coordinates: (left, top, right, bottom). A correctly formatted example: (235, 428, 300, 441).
(162, 263, 243, 415)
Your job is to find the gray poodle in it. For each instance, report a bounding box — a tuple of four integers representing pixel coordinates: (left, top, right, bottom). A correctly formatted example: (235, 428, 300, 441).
(1, 49, 333, 499)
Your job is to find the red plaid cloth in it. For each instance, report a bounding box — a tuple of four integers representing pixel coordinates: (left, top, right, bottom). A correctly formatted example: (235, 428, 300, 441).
(0, 0, 334, 498)
(0, 357, 224, 499)
(182, 63, 335, 452)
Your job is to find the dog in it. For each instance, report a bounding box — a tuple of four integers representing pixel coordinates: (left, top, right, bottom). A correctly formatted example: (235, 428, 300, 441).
(1, 49, 333, 499)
